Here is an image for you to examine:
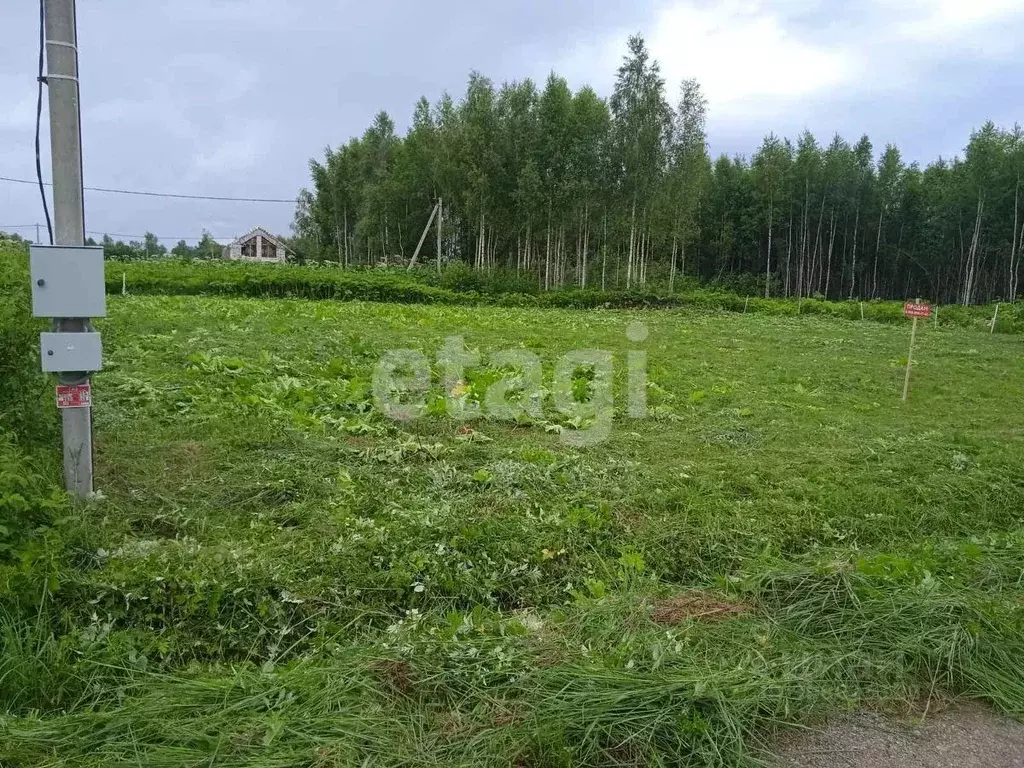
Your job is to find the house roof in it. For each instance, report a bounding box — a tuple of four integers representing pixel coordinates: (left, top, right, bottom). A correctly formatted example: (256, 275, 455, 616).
(230, 227, 293, 252)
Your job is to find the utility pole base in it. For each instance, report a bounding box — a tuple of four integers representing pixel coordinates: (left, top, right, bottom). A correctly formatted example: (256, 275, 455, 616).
(62, 402, 93, 496)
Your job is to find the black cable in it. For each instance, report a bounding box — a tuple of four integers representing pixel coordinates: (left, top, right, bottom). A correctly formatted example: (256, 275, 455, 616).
(71, 0, 85, 240)
(0, 223, 236, 242)
(0, 175, 297, 204)
(35, 0, 53, 244)
(84, 230, 232, 242)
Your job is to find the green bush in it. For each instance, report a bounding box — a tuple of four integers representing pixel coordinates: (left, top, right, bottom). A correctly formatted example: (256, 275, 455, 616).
(0, 433, 64, 561)
(0, 243, 59, 443)
(0, 242, 64, 564)
(0, 243, 74, 715)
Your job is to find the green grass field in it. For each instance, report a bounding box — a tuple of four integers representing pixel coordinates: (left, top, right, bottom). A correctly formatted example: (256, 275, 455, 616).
(3, 289, 1024, 766)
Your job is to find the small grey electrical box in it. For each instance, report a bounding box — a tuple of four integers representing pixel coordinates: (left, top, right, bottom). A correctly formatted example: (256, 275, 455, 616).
(30, 244, 107, 318)
(40, 332, 103, 373)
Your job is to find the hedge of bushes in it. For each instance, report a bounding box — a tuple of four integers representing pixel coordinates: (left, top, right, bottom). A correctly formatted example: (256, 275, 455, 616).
(0, 243, 59, 443)
(0, 241, 64, 562)
(105, 259, 1022, 333)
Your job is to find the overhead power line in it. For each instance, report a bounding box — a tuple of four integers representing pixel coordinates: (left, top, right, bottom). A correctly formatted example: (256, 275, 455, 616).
(0, 174, 297, 204)
(86, 230, 233, 242)
(1, 222, 235, 242)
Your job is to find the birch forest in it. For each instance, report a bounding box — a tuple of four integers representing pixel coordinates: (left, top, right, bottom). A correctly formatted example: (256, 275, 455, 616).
(293, 35, 1024, 304)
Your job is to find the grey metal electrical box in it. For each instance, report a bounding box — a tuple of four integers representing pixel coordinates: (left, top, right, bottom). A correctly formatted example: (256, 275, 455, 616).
(29, 244, 107, 318)
(40, 332, 103, 373)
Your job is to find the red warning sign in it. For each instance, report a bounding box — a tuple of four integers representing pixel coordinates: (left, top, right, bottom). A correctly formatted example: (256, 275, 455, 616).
(56, 383, 92, 409)
(903, 302, 932, 319)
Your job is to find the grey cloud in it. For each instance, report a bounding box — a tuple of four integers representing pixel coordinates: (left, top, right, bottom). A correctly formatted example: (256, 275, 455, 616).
(0, 0, 654, 242)
(0, 1, 1019, 244)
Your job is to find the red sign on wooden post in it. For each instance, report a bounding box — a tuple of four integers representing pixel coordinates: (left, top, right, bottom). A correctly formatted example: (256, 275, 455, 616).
(56, 383, 92, 409)
(902, 300, 930, 402)
(904, 302, 932, 319)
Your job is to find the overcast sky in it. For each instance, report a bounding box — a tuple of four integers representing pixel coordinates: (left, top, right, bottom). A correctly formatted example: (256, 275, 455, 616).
(1, 0, 1021, 245)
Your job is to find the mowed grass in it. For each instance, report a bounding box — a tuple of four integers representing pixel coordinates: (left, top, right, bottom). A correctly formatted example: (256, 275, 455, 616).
(3, 295, 1024, 766)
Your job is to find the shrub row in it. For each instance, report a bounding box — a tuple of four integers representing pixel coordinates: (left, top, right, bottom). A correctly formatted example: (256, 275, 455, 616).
(0, 241, 64, 564)
(0, 243, 59, 441)
(107, 259, 1024, 333)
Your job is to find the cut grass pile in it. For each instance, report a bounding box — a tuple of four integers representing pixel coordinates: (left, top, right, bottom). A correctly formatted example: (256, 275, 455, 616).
(2, 278, 1024, 764)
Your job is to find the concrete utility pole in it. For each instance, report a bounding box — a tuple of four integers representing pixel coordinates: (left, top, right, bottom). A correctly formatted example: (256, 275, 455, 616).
(407, 200, 439, 270)
(45, 0, 93, 496)
(436, 198, 443, 275)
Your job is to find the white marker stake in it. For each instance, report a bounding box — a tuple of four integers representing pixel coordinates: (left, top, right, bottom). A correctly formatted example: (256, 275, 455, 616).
(860, 302, 865, 321)
(122, 272, 126, 296)
(902, 299, 931, 403)
(991, 303, 1000, 334)
(744, 296, 749, 314)
(902, 316, 918, 402)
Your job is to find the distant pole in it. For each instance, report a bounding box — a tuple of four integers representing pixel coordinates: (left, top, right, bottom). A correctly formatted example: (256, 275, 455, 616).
(991, 303, 1001, 334)
(934, 304, 938, 328)
(45, 0, 93, 496)
(860, 302, 865, 321)
(36, 223, 41, 243)
(407, 201, 439, 270)
(902, 298, 921, 403)
(436, 197, 443, 275)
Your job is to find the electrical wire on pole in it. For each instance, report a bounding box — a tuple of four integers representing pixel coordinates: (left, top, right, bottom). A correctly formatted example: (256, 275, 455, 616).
(0, 174, 297, 204)
(35, 0, 53, 244)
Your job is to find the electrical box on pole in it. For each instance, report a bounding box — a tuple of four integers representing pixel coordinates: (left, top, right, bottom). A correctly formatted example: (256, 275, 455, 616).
(40, 332, 102, 373)
(30, 244, 107, 318)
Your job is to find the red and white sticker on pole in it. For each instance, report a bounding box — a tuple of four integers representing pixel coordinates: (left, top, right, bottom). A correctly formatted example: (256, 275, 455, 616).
(56, 383, 92, 409)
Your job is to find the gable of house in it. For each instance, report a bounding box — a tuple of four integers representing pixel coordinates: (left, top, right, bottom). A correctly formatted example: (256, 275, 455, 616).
(224, 227, 290, 262)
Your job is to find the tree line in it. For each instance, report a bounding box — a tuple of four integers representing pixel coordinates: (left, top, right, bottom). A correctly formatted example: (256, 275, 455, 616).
(0, 230, 226, 262)
(89, 232, 224, 261)
(293, 34, 1024, 304)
